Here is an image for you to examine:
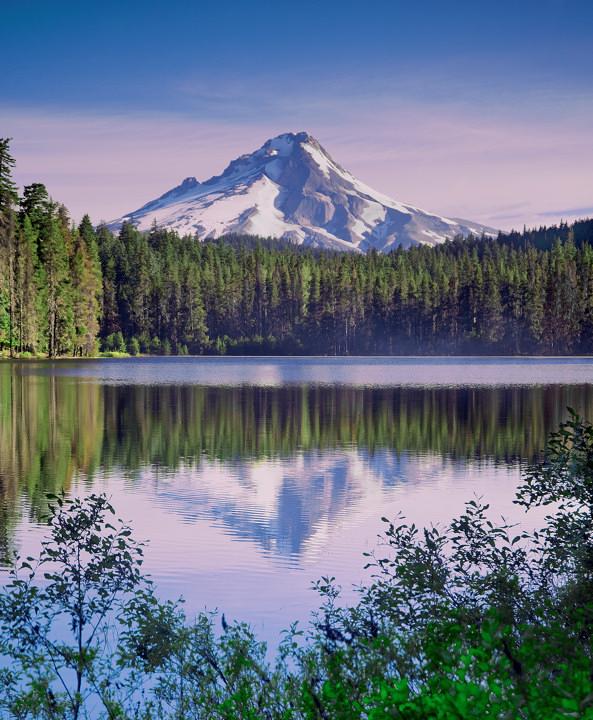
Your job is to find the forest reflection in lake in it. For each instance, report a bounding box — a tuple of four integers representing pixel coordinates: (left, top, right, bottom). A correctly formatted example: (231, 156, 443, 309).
(1, 358, 592, 636)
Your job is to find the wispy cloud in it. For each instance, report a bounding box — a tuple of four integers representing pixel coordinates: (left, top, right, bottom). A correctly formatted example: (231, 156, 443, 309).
(537, 206, 593, 219)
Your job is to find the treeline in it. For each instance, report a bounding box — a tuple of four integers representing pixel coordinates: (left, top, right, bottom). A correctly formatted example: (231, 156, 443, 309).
(0, 140, 101, 357)
(2, 366, 592, 547)
(96, 225, 593, 355)
(2, 137, 593, 356)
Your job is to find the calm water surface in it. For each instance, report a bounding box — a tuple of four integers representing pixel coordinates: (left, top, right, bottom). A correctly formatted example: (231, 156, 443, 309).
(1, 357, 592, 640)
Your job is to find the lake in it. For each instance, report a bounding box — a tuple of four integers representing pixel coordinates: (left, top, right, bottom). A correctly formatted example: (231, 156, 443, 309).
(1, 356, 592, 641)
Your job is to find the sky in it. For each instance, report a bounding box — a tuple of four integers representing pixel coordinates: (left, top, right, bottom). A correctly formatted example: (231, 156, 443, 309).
(2, 0, 593, 230)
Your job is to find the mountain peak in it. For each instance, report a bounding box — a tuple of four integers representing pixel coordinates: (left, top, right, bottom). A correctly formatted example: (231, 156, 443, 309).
(110, 134, 496, 251)
(267, 130, 315, 145)
(180, 176, 199, 187)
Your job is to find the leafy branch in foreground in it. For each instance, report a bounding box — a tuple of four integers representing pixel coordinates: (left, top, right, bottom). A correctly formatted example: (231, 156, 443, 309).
(2, 412, 593, 718)
(0, 494, 153, 719)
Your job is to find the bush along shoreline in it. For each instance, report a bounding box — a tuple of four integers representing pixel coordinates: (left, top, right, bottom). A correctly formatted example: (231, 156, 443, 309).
(2, 411, 593, 718)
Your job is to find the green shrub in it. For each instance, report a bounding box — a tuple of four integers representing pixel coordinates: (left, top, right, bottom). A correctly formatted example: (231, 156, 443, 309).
(128, 336, 140, 356)
(2, 412, 593, 719)
(102, 331, 126, 353)
(150, 336, 161, 354)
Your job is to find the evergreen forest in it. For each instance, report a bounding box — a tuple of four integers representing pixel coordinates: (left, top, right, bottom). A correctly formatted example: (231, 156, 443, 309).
(1, 138, 592, 357)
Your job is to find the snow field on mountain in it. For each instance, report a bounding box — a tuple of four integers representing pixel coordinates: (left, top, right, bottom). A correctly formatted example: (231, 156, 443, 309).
(111, 132, 496, 251)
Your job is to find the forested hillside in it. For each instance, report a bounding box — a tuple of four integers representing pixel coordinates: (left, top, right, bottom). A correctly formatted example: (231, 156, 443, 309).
(1, 138, 592, 356)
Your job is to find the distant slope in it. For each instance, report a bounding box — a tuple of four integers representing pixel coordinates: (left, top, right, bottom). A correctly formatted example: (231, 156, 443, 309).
(497, 217, 593, 250)
(109, 131, 496, 252)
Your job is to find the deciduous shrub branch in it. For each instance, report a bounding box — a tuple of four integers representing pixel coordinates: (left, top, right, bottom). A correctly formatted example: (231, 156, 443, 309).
(2, 412, 593, 718)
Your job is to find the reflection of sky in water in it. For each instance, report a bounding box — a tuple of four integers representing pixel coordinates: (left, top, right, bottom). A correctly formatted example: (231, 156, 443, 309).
(14, 355, 593, 386)
(10, 450, 548, 642)
(2, 357, 591, 641)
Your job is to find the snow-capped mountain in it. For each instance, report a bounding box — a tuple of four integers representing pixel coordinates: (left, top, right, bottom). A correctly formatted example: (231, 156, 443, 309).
(109, 131, 496, 251)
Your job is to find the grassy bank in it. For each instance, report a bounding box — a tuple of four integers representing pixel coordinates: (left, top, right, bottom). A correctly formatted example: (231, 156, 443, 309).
(0, 350, 132, 360)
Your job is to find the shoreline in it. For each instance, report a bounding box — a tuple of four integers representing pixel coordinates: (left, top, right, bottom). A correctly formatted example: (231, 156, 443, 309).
(2, 353, 593, 361)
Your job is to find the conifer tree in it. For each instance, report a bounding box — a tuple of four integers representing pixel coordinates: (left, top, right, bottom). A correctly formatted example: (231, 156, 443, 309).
(14, 215, 40, 352)
(75, 215, 102, 355)
(19, 182, 49, 230)
(39, 216, 71, 357)
(0, 138, 18, 355)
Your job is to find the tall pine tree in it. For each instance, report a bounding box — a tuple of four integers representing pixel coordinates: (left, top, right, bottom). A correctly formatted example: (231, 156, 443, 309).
(0, 139, 18, 355)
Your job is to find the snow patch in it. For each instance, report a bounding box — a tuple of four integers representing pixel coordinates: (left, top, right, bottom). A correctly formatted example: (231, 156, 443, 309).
(302, 141, 333, 179)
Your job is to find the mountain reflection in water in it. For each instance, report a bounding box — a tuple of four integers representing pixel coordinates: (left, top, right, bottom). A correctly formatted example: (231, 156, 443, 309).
(1, 359, 592, 635)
